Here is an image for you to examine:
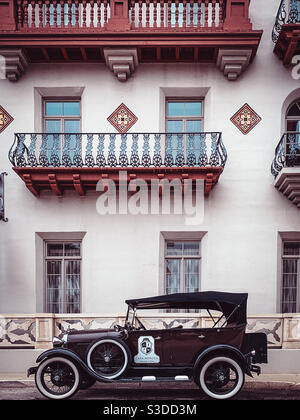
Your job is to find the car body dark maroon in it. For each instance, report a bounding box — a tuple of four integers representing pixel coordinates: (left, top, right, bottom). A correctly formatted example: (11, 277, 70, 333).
(28, 291, 268, 400)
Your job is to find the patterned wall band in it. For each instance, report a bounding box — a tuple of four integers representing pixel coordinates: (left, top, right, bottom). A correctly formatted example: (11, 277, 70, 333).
(1, 314, 299, 349)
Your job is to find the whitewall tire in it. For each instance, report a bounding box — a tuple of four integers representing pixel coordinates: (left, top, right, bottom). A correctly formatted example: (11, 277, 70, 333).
(199, 356, 244, 400)
(35, 357, 80, 400)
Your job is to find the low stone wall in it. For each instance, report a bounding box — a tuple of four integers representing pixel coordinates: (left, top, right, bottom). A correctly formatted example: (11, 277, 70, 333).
(0, 313, 299, 350)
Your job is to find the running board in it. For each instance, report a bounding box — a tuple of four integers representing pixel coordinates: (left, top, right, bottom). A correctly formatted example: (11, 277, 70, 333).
(141, 375, 190, 382)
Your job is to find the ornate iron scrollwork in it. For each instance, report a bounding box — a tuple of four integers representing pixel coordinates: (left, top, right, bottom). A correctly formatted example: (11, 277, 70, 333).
(119, 134, 129, 167)
(9, 131, 227, 173)
(0, 172, 8, 222)
(73, 134, 83, 167)
(130, 134, 140, 167)
(153, 134, 162, 167)
(271, 133, 288, 178)
(107, 134, 118, 167)
(96, 134, 106, 167)
(142, 134, 151, 167)
(164, 134, 174, 167)
(272, 0, 300, 42)
(85, 134, 95, 167)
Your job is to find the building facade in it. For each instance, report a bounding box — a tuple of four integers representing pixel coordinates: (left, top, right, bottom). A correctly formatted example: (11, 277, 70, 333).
(0, 0, 300, 372)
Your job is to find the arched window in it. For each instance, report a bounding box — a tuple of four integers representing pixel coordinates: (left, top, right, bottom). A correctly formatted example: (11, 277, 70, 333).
(286, 100, 300, 132)
(285, 100, 300, 166)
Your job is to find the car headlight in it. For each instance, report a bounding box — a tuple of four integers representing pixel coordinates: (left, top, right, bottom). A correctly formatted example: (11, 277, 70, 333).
(53, 336, 63, 347)
(53, 334, 68, 347)
(62, 333, 68, 344)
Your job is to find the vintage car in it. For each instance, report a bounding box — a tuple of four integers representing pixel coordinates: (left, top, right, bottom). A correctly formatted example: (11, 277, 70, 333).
(28, 291, 268, 400)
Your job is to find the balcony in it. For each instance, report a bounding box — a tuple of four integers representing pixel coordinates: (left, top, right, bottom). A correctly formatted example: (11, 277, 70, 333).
(0, 0, 263, 81)
(271, 132, 300, 207)
(272, 0, 300, 65)
(9, 131, 227, 196)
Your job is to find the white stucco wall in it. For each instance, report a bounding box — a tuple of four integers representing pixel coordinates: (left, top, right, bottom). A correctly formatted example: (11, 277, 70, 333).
(0, 0, 300, 315)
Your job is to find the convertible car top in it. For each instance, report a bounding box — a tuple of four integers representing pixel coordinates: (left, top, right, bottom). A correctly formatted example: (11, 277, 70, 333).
(126, 291, 248, 325)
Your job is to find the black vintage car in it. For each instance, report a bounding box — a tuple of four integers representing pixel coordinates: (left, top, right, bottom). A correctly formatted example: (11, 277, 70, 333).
(28, 291, 268, 400)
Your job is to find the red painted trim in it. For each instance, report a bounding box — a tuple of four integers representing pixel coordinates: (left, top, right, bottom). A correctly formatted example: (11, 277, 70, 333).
(274, 25, 300, 66)
(13, 166, 223, 197)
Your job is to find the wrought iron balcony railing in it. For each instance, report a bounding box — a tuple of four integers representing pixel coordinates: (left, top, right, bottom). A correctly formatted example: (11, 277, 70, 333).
(271, 132, 300, 178)
(272, 0, 300, 43)
(9, 132, 227, 169)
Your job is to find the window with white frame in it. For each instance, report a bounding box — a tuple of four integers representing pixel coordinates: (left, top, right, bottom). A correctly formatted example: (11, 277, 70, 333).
(281, 241, 300, 313)
(165, 241, 201, 295)
(45, 241, 81, 313)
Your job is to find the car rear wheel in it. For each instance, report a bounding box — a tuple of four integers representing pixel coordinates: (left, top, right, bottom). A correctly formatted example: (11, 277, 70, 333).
(198, 356, 244, 400)
(35, 357, 80, 400)
(86, 338, 130, 379)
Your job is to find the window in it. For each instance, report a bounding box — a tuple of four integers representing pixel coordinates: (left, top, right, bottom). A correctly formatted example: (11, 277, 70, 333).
(43, 99, 81, 133)
(285, 100, 300, 165)
(281, 242, 300, 313)
(166, 98, 204, 163)
(43, 99, 81, 163)
(45, 241, 81, 313)
(165, 241, 201, 295)
(166, 99, 203, 133)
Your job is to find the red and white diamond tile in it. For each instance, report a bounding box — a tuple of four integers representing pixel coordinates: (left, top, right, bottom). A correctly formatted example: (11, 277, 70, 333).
(107, 103, 138, 133)
(230, 103, 261, 135)
(0, 105, 13, 134)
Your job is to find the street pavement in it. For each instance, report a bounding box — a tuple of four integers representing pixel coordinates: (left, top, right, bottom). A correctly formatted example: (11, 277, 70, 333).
(0, 373, 300, 400)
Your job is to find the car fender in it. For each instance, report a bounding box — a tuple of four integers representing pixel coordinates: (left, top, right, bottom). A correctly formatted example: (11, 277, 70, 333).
(193, 344, 250, 377)
(35, 348, 113, 383)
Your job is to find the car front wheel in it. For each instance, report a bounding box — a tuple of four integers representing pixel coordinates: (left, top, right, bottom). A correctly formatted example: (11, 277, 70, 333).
(198, 356, 244, 400)
(35, 357, 81, 400)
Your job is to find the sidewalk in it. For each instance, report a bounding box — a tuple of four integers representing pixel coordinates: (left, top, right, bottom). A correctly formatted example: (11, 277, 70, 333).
(1, 373, 300, 390)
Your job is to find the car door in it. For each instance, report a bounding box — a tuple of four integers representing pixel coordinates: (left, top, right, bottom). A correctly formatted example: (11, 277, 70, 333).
(127, 329, 166, 366)
(163, 328, 217, 366)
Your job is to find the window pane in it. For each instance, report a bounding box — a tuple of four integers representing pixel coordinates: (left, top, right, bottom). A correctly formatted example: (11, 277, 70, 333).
(45, 102, 63, 116)
(287, 102, 300, 117)
(65, 260, 80, 313)
(282, 257, 298, 313)
(283, 242, 300, 256)
(166, 242, 183, 256)
(45, 120, 61, 133)
(167, 120, 183, 133)
(64, 120, 80, 133)
(63, 102, 80, 116)
(47, 243, 64, 256)
(183, 242, 200, 256)
(46, 260, 62, 313)
(168, 102, 185, 116)
(185, 102, 202, 116)
(65, 242, 81, 256)
(185, 259, 199, 293)
(165, 259, 181, 294)
(186, 120, 202, 133)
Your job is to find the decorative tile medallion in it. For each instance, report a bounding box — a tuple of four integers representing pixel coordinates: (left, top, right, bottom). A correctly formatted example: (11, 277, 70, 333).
(0, 105, 13, 134)
(230, 103, 261, 135)
(107, 103, 138, 133)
